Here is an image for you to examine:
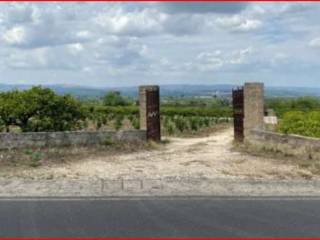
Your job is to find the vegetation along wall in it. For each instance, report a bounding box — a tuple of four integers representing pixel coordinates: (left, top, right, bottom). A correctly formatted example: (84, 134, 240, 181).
(247, 129, 320, 161)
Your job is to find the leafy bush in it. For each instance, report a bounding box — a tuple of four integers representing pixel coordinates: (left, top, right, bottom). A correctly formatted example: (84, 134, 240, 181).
(203, 117, 210, 127)
(189, 117, 200, 132)
(174, 116, 188, 132)
(166, 122, 176, 135)
(25, 149, 43, 167)
(130, 117, 140, 130)
(0, 87, 86, 132)
(114, 115, 124, 130)
(103, 136, 115, 146)
(267, 97, 320, 118)
(279, 111, 320, 138)
(102, 92, 132, 106)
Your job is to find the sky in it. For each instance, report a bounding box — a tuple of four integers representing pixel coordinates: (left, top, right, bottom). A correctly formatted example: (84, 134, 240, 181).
(0, 2, 320, 88)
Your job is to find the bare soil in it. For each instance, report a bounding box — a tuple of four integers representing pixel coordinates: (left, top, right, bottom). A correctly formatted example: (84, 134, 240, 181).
(1, 127, 316, 181)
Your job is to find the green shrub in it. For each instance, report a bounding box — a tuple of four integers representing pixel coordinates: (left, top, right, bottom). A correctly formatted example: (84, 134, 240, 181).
(102, 92, 132, 106)
(130, 116, 140, 129)
(114, 115, 124, 130)
(203, 117, 210, 127)
(0, 87, 86, 132)
(174, 116, 188, 132)
(25, 149, 43, 167)
(189, 117, 199, 132)
(267, 97, 320, 118)
(279, 111, 320, 138)
(166, 122, 176, 135)
(103, 136, 114, 146)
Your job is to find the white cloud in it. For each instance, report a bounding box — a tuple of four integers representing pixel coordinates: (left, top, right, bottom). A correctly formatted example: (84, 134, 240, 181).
(309, 38, 320, 48)
(229, 47, 253, 64)
(68, 43, 84, 55)
(0, 2, 319, 87)
(6, 48, 50, 69)
(1, 4, 94, 49)
(237, 19, 262, 32)
(76, 31, 92, 40)
(2, 21, 93, 49)
(94, 8, 165, 36)
(187, 47, 253, 72)
(2, 26, 27, 45)
(90, 36, 152, 72)
(94, 6, 211, 36)
(5, 45, 85, 70)
(196, 52, 224, 71)
(216, 15, 262, 32)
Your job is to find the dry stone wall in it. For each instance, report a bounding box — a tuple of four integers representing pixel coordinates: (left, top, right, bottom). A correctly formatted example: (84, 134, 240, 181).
(247, 129, 320, 161)
(0, 130, 146, 150)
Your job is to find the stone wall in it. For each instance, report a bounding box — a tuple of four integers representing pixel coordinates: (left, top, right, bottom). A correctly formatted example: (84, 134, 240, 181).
(247, 129, 320, 161)
(0, 130, 146, 150)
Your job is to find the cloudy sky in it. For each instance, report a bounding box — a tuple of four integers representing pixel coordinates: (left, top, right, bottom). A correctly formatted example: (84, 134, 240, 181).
(0, 2, 320, 88)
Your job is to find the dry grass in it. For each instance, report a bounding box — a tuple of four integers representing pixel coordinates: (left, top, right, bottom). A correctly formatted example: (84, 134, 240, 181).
(0, 140, 149, 170)
(234, 142, 320, 178)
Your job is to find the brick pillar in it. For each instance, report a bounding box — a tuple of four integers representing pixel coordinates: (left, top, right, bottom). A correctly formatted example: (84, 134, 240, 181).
(139, 86, 161, 142)
(243, 82, 264, 139)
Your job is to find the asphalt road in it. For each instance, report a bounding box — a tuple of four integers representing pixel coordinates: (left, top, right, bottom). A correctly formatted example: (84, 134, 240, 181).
(0, 197, 320, 238)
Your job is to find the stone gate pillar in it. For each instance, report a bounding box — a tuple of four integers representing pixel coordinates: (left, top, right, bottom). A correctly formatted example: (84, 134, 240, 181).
(139, 85, 161, 142)
(243, 82, 264, 139)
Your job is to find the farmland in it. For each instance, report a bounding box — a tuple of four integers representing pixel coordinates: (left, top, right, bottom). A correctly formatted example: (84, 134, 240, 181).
(0, 87, 233, 136)
(1, 86, 320, 139)
(71, 91, 234, 137)
(0, 86, 320, 195)
(266, 97, 320, 138)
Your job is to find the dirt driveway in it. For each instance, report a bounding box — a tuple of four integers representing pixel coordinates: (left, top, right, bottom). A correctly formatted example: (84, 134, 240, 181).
(7, 128, 315, 181)
(1, 127, 320, 196)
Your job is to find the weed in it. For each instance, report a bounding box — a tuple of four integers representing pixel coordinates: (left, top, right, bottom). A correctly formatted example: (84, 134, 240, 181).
(25, 150, 43, 168)
(147, 140, 161, 150)
(114, 115, 124, 130)
(161, 139, 171, 144)
(103, 136, 115, 146)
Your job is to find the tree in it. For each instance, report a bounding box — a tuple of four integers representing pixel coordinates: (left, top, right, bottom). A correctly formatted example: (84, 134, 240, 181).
(102, 92, 131, 106)
(0, 90, 21, 132)
(0, 87, 86, 132)
(266, 97, 320, 117)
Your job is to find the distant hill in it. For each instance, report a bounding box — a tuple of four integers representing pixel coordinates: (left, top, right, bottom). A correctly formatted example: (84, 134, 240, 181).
(0, 83, 319, 99)
(0, 84, 108, 99)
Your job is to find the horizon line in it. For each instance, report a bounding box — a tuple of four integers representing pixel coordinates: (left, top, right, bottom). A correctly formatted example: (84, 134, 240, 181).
(0, 82, 319, 90)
